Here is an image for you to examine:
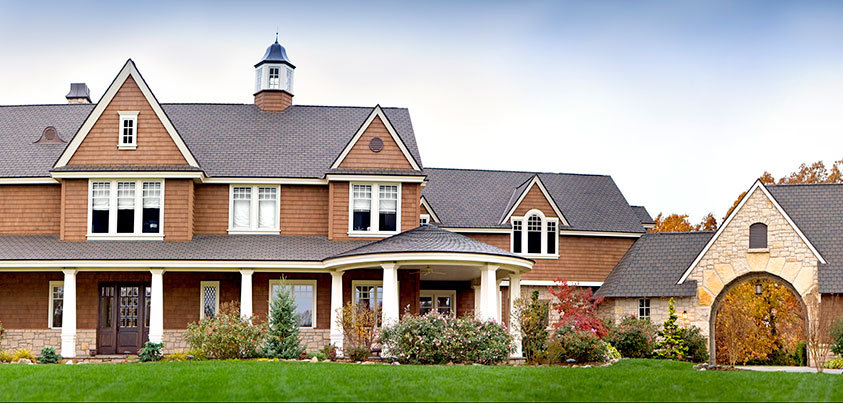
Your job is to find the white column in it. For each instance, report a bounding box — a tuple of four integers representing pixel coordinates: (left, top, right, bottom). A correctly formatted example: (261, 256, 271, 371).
(240, 270, 254, 319)
(381, 263, 400, 325)
(496, 278, 503, 322)
(60, 269, 77, 358)
(509, 273, 523, 358)
(149, 269, 164, 344)
(329, 271, 344, 353)
(479, 264, 498, 321)
(472, 285, 481, 319)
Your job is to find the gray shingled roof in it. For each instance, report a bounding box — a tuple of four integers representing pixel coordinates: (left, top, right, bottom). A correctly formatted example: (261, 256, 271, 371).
(631, 206, 655, 225)
(595, 232, 712, 298)
(0, 235, 369, 262)
(329, 224, 530, 261)
(0, 104, 423, 178)
(767, 183, 843, 293)
(421, 168, 646, 233)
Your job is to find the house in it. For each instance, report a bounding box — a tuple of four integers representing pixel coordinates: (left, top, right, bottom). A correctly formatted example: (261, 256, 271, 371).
(597, 180, 843, 363)
(0, 39, 650, 358)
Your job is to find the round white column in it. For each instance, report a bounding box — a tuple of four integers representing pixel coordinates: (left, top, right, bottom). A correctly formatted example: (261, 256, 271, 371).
(329, 271, 345, 354)
(148, 269, 165, 344)
(60, 269, 77, 358)
(240, 270, 254, 319)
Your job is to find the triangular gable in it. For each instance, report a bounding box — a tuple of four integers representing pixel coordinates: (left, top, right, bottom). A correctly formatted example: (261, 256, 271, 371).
(420, 196, 441, 223)
(500, 175, 568, 226)
(54, 60, 199, 168)
(331, 105, 421, 171)
(677, 180, 826, 284)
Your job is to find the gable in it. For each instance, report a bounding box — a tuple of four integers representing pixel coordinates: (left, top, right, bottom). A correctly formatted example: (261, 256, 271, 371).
(337, 116, 413, 170)
(500, 176, 568, 225)
(514, 185, 558, 218)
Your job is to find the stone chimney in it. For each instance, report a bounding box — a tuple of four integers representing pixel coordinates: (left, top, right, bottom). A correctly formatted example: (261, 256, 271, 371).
(66, 83, 91, 104)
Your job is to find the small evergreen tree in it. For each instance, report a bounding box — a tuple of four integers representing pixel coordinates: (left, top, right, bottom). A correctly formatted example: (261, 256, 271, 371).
(656, 298, 688, 360)
(262, 280, 305, 359)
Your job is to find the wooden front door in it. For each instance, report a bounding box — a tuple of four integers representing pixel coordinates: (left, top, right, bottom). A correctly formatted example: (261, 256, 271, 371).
(97, 283, 150, 355)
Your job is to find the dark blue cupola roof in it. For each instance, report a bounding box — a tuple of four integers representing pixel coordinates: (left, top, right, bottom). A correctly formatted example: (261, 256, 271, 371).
(255, 38, 295, 68)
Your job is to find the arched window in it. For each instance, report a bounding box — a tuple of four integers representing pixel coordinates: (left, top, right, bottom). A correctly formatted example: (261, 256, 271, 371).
(749, 222, 767, 249)
(511, 210, 560, 256)
(527, 215, 542, 254)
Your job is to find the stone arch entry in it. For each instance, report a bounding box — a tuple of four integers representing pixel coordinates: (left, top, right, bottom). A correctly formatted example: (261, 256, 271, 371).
(708, 272, 809, 365)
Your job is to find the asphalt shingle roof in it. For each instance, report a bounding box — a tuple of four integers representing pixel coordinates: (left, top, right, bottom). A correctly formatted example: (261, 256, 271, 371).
(595, 232, 712, 298)
(631, 206, 655, 225)
(421, 168, 646, 233)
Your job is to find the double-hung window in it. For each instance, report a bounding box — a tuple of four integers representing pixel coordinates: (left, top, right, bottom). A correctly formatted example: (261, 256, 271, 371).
(118, 111, 138, 149)
(89, 180, 163, 239)
(49, 281, 64, 329)
(268, 67, 280, 89)
(229, 185, 280, 234)
(350, 183, 401, 236)
(419, 291, 456, 317)
(638, 298, 651, 320)
(510, 210, 559, 257)
(269, 280, 316, 328)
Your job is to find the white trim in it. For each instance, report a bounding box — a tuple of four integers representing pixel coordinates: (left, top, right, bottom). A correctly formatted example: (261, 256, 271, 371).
(0, 260, 326, 269)
(642, 223, 655, 230)
(199, 280, 220, 320)
(351, 280, 385, 307)
(442, 227, 511, 234)
(419, 196, 441, 223)
(54, 60, 200, 168)
(501, 280, 603, 287)
(558, 230, 643, 238)
(87, 234, 165, 241)
(419, 290, 457, 317)
(324, 252, 533, 272)
(511, 209, 559, 257)
(227, 185, 281, 234)
(0, 177, 59, 184)
(500, 176, 568, 226)
(86, 179, 164, 240)
(268, 279, 317, 328)
(202, 177, 325, 185)
(419, 214, 430, 225)
(117, 111, 139, 149)
(53, 171, 203, 180)
(326, 174, 425, 183)
(677, 180, 827, 284)
(329, 105, 421, 171)
(48, 280, 64, 329)
(348, 182, 402, 237)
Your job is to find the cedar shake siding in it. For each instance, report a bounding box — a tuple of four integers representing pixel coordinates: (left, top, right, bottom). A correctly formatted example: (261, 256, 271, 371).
(163, 179, 194, 241)
(60, 179, 88, 241)
(514, 186, 558, 217)
(420, 203, 430, 216)
(192, 184, 229, 235)
(67, 76, 188, 166)
(0, 185, 61, 235)
(401, 183, 421, 232)
(337, 116, 414, 170)
(254, 90, 293, 112)
(0, 272, 62, 329)
(280, 185, 329, 236)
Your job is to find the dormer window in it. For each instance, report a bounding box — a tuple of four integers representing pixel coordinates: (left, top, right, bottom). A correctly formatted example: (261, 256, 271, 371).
(268, 67, 281, 89)
(511, 210, 559, 257)
(118, 111, 138, 150)
(88, 180, 163, 240)
(349, 183, 401, 236)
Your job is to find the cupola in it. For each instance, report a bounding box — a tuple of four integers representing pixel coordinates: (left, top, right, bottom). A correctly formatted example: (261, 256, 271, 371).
(254, 36, 295, 112)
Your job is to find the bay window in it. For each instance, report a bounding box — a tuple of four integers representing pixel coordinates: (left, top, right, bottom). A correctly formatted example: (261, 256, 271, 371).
(228, 185, 280, 234)
(88, 180, 163, 239)
(510, 210, 559, 257)
(349, 183, 401, 236)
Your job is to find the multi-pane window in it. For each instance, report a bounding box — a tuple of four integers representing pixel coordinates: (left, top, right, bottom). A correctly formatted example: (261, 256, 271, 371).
(118, 111, 138, 148)
(419, 291, 455, 317)
(200, 281, 220, 319)
(350, 183, 401, 234)
(354, 282, 383, 312)
(638, 298, 651, 320)
(89, 180, 163, 237)
(119, 286, 139, 328)
(270, 280, 316, 327)
(547, 221, 557, 255)
(49, 281, 64, 328)
(512, 219, 522, 253)
(268, 67, 280, 89)
(511, 212, 559, 256)
(527, 215, 542, 254)
(229, 186, 280, 233)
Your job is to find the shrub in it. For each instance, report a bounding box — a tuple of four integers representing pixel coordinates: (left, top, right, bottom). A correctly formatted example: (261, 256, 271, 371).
(655, 298, 688, 360)
(138, 342, 164, 362)
(262, 281, 305, 359)
(679, 326, 709, 363)
(378, 311, 513, 365)
(0, 320, 4, 343)
(37, 347, 61, 364)
(320, 344, 338, 361)
(547, 325, 608, 364)
(0, 350, 11, 363)
(307, 351, 327, 361)
(513, 290, 550, 364)
(346, 346, 370, 361)
(337, 302, 379, 359)
(831, 319, 843, 356)
(608, 316, 658, 358)
(549, 279, 607, 339)
(795, 341, 808, 366)
(185, 301, 267, 359)
(12, 348, 36, 362)
(165, 349, 207, 362)
(605, 344, 621, 360)
(825, 357, 843, 369)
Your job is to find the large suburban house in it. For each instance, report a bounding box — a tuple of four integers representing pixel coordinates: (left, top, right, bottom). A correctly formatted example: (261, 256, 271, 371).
(0, 40, 651, 358)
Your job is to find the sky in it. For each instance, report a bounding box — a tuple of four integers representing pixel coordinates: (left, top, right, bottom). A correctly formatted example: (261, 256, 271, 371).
(3, 0, 843, 223)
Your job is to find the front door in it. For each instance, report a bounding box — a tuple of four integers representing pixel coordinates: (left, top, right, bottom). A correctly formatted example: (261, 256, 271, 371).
(97, 283, 150, 355)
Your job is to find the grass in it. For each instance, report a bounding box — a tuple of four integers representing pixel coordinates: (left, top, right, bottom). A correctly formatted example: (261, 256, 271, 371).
(2, 359, 843, 402)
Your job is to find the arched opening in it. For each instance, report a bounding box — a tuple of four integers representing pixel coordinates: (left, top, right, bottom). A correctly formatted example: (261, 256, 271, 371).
(710, 273, 807, 366)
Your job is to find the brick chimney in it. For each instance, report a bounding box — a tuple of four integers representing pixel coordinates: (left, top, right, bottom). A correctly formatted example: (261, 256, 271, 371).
(66, 83, 91, 104)
(253, 38, 295, 112)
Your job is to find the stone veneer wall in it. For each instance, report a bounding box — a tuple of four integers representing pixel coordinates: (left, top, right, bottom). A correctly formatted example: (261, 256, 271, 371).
(601, 297, 694, 326)
(0, 329, 96, 357)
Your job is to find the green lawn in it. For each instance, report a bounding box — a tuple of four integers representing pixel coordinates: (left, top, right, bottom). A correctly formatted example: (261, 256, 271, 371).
(1, 359, 842, 402)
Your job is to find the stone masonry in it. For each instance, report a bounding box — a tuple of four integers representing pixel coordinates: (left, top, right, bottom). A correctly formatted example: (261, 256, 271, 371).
(1, 329, 96, 357)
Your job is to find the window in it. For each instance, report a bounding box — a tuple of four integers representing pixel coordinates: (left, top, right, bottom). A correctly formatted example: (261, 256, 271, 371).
(353, 281, 384, 313)
(200, 281, 220, 319)
(638, 298, 651, 320)
(268, 67, 280, 89)
(512, 219, 522, 253)
(420, 214, 430, 226)
(547, 221, 557, 255)
(88, 180, 163, 239)
(49, 281, 64, 329)
(228, 185, 280, 234)
(510, 210, 559, 257)
(269, 280, 316, 328)
(118, 111, 138, 149)
(527, 215, 542, 254)
(255, 68, 263, 92)
(419, 291, 456, 317)
(349, 183, 402, 235)
(749, 222, 768, 249)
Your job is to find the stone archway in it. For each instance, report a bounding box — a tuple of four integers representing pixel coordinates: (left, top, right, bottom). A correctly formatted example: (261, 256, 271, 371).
(709, 272, 809, 365)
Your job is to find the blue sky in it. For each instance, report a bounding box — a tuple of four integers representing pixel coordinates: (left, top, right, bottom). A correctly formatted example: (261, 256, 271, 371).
(3, 0, 843, 222)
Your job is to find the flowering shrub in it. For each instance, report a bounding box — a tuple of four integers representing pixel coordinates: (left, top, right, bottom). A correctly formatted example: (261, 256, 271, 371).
(608, 316, 658, 358)
(549, 279, 607, 338)
(513, 290, 550, 364)
(379, 311, 513, 365)
(185, 302, 267, 359)
(547, 325, 608, 364)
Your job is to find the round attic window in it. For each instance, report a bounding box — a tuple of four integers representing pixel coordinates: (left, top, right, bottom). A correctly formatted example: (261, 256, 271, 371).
(369, 137, 384, 153)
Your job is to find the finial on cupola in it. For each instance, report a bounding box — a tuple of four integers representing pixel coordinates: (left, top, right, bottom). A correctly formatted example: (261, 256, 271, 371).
(253, 35, 296, 112)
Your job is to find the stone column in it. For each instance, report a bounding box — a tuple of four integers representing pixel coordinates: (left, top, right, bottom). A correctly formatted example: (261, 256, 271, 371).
(60, 269, 77, 358)
(381, 263, 400, 325)
(479, 264, 499, 321)
(329, 271, 344, 353)
(240, 270, 254, 319)
(509, 273, 523, 358)
(149, 269, 165, 344)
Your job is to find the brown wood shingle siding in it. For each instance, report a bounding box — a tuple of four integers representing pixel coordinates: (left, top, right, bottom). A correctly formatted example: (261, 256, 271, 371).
(0, 185, 61, 234)
(513, 185, 557, 217)
(402, 183, 421, 231)
(280, 185, 329, 236)
(67, 76, 188, 166)
(60, 179, 88, 241)
(0, 272, 62, 329)
(337, 116, 414, 170)
(193, 184, 229, 235)
(163, 179, 194, 242)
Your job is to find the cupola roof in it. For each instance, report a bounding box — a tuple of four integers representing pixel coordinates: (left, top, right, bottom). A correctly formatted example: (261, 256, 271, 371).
(255, 38, 294, 68)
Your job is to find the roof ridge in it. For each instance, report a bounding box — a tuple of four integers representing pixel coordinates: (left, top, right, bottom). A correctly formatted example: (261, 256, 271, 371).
(289, 104, 408, 110)
(644, 231, 715, 235)
(425, 166, 611, 177)
(767, 182, 843, 188)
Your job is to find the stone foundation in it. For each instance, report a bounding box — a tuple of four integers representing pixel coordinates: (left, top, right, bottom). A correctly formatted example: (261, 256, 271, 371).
(301, 328, 330, 351)
(162, 330, 189, 353)
(0, 329, 96, 357)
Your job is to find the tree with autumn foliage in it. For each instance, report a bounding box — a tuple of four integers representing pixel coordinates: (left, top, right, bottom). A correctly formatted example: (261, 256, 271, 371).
(650, 212, 718, 233)
(548, 279, 607, 339)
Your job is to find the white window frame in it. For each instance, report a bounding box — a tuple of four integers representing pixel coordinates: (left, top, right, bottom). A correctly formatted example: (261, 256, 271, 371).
(227, 185, 281, 235)
(87, 179, 165, 240)
(48, 281, 64, 329)
(420, 214, 430, 226)
(199, 281, 220, 320)
(419, 290, 456, 317)
(268, 66, 281, 89)
(510, 209, 559, 258)
(268, 279, 317, 329)
(348, 182, 402, 237)
(117, 111, 139, 150)
(638, 298, 651, 320)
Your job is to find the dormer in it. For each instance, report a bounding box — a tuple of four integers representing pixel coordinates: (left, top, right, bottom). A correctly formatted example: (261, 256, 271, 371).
(254, 37, 295, 112)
